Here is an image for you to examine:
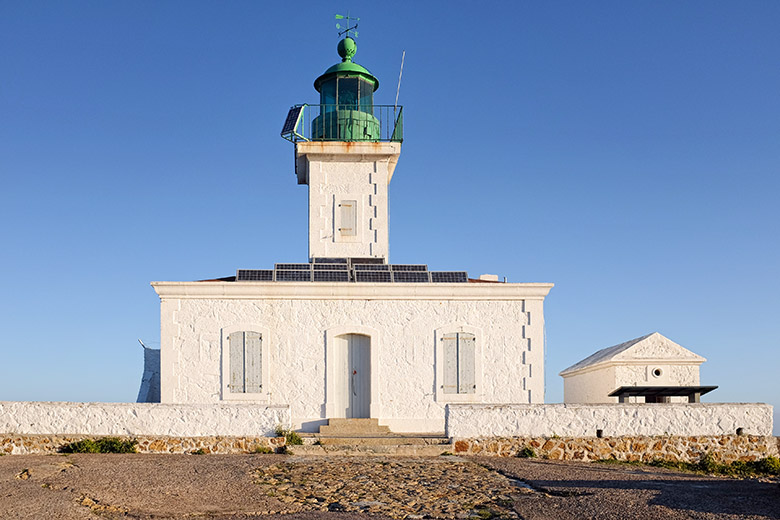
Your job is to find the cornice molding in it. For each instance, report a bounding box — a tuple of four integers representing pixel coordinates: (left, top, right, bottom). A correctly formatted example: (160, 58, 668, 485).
(151, 281, 554, 301)
(296, 141, 401, 158)
(559, 358, 705, 378)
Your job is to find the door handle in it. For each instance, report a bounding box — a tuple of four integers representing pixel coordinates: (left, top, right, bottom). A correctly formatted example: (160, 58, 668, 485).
(352, 370, 357, 396)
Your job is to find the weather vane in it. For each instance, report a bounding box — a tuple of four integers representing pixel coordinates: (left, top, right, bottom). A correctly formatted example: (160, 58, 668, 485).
(335, 13, 359, 39)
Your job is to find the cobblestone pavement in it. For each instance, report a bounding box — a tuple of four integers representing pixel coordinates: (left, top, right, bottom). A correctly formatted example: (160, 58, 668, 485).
(0, 454, 777, 519)
(254, 456, 526, 518)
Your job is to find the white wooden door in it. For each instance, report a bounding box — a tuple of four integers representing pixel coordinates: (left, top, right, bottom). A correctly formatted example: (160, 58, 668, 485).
(347, 334, 371, 418)
(334, 333, 371, 418)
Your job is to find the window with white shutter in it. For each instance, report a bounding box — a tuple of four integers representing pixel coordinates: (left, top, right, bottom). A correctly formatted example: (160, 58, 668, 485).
(228, 331, 263, 394)
(442, 332, 476, 395)
(339, 200, 357, 237)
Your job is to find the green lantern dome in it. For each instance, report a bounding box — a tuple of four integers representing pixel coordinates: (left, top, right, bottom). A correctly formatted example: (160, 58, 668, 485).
(280, 31, 403, 144)
(314, 37, 379, 93)
(310, 37, 382, 141)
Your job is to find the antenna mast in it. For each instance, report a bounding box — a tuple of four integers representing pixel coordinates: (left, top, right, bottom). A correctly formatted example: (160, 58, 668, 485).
(395, 50, 406, 111)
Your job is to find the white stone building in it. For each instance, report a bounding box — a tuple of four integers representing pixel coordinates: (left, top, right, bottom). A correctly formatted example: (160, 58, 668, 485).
(559, 332, 713, 404)
(2, 33, 773, 447)
(150, 38, 553, 433)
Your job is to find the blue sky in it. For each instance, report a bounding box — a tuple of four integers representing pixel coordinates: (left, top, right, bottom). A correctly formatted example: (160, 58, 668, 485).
(1, 1, 778, 433)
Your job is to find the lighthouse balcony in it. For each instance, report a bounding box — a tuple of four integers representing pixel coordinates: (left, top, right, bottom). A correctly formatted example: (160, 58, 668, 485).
(282, 104, 403, 143)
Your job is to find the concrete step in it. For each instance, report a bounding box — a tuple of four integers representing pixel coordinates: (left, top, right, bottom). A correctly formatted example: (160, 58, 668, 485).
(301, 434, 450, 446)
(286, 443, 456, 457)
(318, 418, 391, 435)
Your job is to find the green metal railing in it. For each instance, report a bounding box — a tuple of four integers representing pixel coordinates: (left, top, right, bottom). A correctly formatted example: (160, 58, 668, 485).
(281, 104, 403, 143)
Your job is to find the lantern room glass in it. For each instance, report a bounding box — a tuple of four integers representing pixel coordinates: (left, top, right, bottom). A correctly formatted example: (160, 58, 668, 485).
(358, 79, 373, 111)
(321, 80, 336, 107)
(319, 77, 374, 114)
(338, 78, 358, 108)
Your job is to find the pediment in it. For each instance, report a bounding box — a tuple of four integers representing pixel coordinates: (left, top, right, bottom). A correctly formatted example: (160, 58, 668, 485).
(613, 332, 704, 362)
(560, 332, 705, 376)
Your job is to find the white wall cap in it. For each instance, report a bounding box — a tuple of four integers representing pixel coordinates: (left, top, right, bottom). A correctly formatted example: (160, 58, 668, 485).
(445, 402, 774, 437)
(151, 281, 554, 301)
(296, 141, 402, 183)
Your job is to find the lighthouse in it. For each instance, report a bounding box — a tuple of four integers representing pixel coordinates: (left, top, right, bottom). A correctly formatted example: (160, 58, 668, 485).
(151, 24, 552, 434)
(282, 36, 402, 262)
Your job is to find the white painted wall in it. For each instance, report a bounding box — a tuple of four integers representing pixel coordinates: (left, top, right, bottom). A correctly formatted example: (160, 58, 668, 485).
(563, 366, 617, 403)
(615, 363, 700, 387)
(446, 403, 774, 438)
(153, 282, 552, 432)
(564, 363, 702, 403)
(296, 142, 400, 260)
(0, 402, 289, 437)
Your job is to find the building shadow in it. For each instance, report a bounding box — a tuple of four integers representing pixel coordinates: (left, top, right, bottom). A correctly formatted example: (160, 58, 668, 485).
(523, 476, 779, 519)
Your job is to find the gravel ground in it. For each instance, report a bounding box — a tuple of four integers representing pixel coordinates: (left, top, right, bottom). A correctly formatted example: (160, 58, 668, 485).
(476, 457, 780, 520)
(0, 453, 777, 519)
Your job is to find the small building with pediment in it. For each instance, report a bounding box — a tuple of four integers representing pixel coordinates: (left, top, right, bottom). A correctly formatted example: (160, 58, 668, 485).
(560, 332, 716, 404)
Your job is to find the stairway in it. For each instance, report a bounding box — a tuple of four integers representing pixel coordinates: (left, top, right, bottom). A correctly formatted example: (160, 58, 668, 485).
(291, 419, 454, 456)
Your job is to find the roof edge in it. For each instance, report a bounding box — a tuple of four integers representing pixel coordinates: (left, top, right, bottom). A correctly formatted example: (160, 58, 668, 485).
(151, 281, 554, 301)
(559, 358, 706, 378)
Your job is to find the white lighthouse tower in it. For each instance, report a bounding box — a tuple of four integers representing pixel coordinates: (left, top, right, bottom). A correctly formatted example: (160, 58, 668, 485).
(282, 35, 402, 262)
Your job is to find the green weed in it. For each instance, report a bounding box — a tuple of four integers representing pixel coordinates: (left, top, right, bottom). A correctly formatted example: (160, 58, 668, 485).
(595, 454, 780, 478)
(275, 426, 303, 445)
(517, 446, 536, 458)
(59, 437, 137, 454)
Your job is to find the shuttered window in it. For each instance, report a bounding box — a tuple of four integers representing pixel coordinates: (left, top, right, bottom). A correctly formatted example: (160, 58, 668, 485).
(442, 332, 476, 394)
(339, 200, 357, 236)
(228, 331, 262, 393)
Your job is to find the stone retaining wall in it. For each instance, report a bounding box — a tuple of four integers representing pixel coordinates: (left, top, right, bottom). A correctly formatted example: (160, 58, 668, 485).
(452, 435, 780, 464)
(0, 402, 290, 437)
(446, 403, 773, 438)
(0, 434, 285, 455)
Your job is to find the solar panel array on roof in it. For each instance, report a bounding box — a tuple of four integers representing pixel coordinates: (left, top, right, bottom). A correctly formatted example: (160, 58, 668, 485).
(355, 271, 392, 283)
(313, 263, 349, 271)
(354, 264, 390, 271)
(276, 263, 311, 270)
(430, 271, 469, 283)
(237, 259, 471, 283)
(349, 257, 385, 265)
(391, 264, 428, 271)
(280, 105, 303, 134)
(314, 271, 350, 282)
(313, 257, 348, 264)
(236, 269, 273, 281)
(276, 270, 312, 282)
(393, 271, 430, 283)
